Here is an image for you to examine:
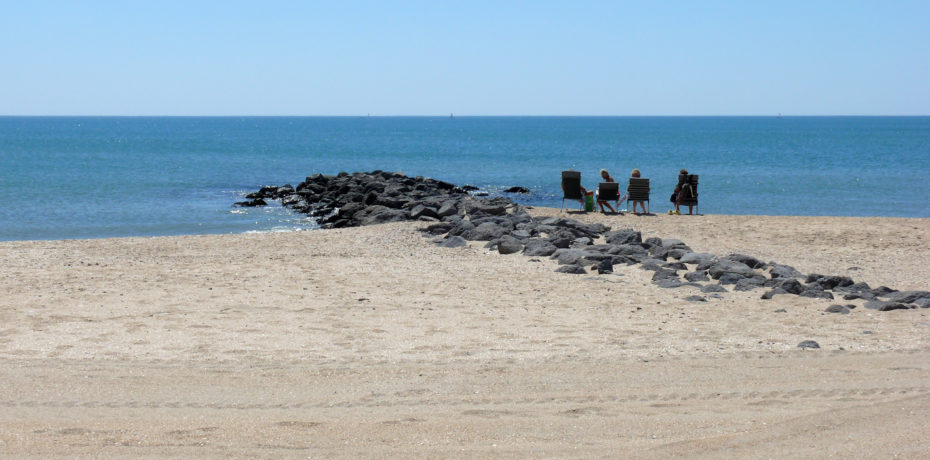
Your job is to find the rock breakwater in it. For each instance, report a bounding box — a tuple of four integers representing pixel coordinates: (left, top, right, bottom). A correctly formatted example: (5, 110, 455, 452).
(239, 171, 930, 312)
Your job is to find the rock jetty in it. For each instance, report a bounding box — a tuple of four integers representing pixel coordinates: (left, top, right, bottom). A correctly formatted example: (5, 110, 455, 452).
(239, 171, 930, 312)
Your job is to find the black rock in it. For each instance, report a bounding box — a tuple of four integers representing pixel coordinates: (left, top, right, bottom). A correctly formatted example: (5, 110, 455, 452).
(604, 229, 642, 245)
(843, 292, 876, 301)
(684, 295, 706, 302)
(727, 253, 765, 269)
(409, 204, 439, 220)
(437, 236, 467, 248)
(654, 278, 684, 289)
(864, 300, 910, 311)
(464, 222, 508, 241)
(503, 186, 530, 194)
(421, 222, 453, 235)
(465, 201, 507, 216)
(523, 239, 558, 257)
(805, 273, 824, 284)
(734, 278, 764, 291)
(554, 249, 585, 265)
(797, 340, 820, 349)
(652, 269, 679, 281)
(461, 185, 480, 191)
(825, 305, 851, 314)
(701, 284, 728, 293)
(769, 263, 803, 279)
(648, 246, 670, 261)
(883, 290, 930, 304)
(799, 290, 834, 300)
(597, 259, 614, 274)
(679, 253, 715, 265)
(718, 272, 747, 285)
(660, 238, 690, 250)
(235, 198, 268, 207)
(707, 260, 756, 280)
(818, 275, 854, 290)
(555, 264, 587, 274)
(495, 235, 522, 255)
(872, 286, 898, 296)
(436, 200, 459, 218)
(761, 288, 789, 300)
(572, 237, 593, 247)
(773, 278, 804, 295)
(684, 271, 710, 282)
(665, 262, 688, 271)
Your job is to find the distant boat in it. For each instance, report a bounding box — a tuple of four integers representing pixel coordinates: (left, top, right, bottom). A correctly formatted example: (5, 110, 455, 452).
(450, 113, 454, 119)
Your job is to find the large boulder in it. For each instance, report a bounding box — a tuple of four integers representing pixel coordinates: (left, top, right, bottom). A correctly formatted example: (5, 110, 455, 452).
(604, 229, 642, 245)
(409, 204, 440, 220)
(726, 254, 765, 269)
(679, 253, 715, 265)
(707, 260, 756, 280)
(463, 222, 508, 241)
(523, 239, 558, 257)
(769, 263, 803, 279)
(497, 235, 524, 255)
(556, 265, 588, 274)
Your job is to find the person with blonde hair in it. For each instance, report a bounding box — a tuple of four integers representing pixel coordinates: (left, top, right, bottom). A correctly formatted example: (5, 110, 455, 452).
(596, 169, 617, 213)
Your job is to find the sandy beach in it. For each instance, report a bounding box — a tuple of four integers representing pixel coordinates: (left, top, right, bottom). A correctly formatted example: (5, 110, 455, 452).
(1, 210, 929, 458)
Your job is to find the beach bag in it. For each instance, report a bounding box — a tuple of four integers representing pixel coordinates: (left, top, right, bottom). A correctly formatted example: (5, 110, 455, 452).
(584, 191, 595, 212)
(669, 192, 677, 203)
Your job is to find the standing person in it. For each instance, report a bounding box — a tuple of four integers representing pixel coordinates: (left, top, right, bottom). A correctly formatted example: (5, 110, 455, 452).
(629, 169, 647, 214)
(596, 169, 617, 213)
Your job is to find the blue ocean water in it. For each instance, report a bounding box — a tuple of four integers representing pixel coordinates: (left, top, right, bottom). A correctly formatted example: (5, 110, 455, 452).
(1, 116, 927, 241)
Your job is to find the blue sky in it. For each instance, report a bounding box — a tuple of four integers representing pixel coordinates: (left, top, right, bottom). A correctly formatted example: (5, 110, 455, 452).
(1, 1, 928, 115)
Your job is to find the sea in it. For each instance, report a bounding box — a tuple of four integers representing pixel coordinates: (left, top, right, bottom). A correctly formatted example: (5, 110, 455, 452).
(1, 116, 927, 241)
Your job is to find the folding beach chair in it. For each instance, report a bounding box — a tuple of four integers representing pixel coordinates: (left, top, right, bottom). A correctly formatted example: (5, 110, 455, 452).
(627, 178, 651, 213)
(561, 170, 584, 211)
(596, 182, 620, 212)
(677, 174, 699, 214)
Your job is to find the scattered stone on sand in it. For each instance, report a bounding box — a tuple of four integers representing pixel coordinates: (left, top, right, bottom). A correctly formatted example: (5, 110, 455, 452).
(797, 340, 820, 349)
(555, 264, 587, 274)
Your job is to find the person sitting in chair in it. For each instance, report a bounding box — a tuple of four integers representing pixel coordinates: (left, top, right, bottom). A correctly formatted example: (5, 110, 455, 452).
(673, 169, 695, 215)
(596, 169, 617, 213)
(629, 169, 646, 214)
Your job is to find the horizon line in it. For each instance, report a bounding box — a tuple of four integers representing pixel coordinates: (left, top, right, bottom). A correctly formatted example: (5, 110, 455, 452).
(2, 114, 929, 118)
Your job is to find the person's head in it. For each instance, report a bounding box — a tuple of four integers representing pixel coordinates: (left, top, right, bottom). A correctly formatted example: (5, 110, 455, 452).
(631, 169, 641, 178)
(600, 169, 610, 179)
(679, 169, 689, 175)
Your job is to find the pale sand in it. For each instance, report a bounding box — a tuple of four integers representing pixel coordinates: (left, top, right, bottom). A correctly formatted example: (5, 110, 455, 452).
(1, 210, 929, 458)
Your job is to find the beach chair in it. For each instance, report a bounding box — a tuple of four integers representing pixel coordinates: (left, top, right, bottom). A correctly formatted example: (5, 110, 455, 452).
(596, 182, 620, 212)
(627, 178, 650, 213)
(561, 170, 584, 211)
(677, 174, 699, 214)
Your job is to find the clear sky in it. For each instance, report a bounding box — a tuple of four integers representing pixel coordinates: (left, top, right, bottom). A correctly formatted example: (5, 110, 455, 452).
(2, 1, 928, 115)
